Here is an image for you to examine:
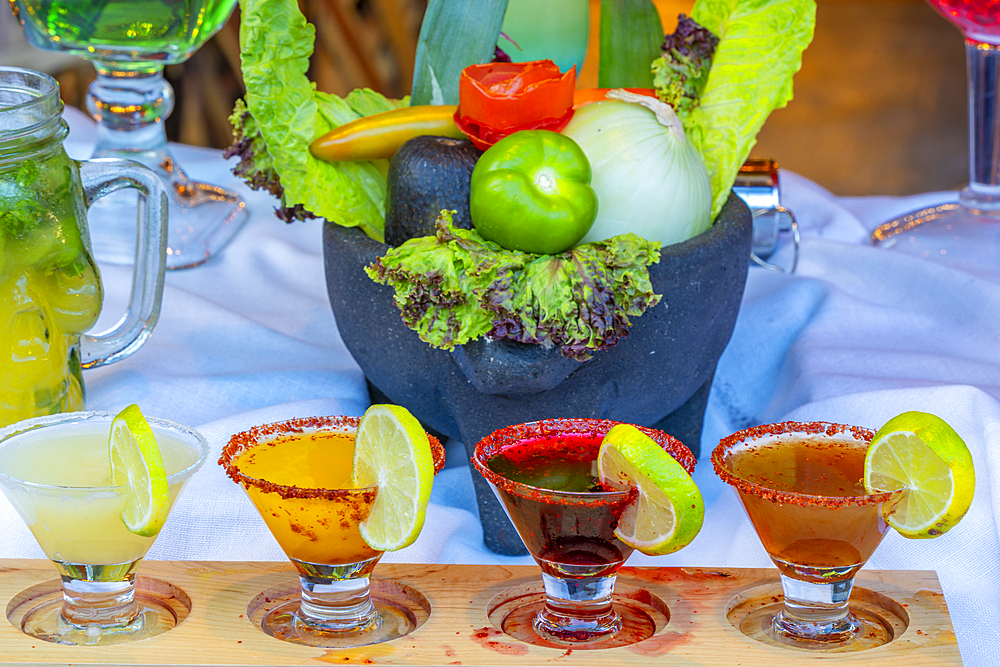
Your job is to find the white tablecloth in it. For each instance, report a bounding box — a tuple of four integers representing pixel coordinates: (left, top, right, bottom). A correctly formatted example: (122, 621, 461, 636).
(4, 107, 997, 664)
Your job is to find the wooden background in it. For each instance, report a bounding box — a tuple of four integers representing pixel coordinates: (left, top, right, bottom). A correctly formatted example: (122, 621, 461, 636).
(1, 0, 968, 197)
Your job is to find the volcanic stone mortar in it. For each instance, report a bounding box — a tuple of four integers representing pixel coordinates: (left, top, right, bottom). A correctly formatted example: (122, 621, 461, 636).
(324, 194, 752, 555)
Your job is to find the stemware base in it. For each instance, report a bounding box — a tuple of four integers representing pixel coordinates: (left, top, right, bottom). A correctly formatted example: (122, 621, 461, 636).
(6, 576, 190, 646)
(739, 601, 893, 652)
(532, 570, 622, 642)
(87, 152, 248, 270)
(726, 582, 905, 653)
(81, 66, 249, 270)
(487, 579, 668, 649)
(871, 204, 1000, 274)
(247, 578, 431, 648)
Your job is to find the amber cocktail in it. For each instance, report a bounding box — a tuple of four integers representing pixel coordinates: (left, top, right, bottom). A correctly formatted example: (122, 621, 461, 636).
(472, 418, 695, 645)
(713, 421, 898, 649)
(221, 415, 444, 647)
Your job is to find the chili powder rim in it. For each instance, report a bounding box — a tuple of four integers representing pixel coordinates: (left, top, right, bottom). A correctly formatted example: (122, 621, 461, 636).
(220, 414, 445, 500)
(711, 420, 897, 508)
(471, 417, 697, 504)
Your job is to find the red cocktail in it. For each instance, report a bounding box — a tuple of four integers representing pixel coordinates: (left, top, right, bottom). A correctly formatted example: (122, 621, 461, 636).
(926, 0, 1000, 43)
(713, 422, 897, 649)
(473, 418, 695, 643)
(871, 0, 1000, 250)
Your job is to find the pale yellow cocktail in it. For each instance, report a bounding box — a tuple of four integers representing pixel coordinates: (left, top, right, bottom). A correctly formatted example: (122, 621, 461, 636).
(0, 411, 208, 645)
(0, 420, 199, 568)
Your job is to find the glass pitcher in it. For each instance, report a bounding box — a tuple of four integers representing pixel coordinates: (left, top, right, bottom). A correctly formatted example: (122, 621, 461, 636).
(0, 66, 166, 428)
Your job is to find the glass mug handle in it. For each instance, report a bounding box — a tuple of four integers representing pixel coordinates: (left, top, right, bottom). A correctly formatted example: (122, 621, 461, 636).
(76, 158, 168, 368)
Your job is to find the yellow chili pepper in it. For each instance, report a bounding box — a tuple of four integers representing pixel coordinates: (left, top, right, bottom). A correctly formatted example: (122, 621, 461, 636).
(309, 105, 464, 162)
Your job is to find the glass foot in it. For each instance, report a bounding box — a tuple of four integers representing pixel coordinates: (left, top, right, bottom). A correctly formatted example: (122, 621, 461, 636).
(870, 203, 1000, 274)
(83, 67, 250, 270)
(533, 599, 622, 643)
(530, 571, 622, 642)
(726, 583, 906, 653)
(87, 155, 248, 270)
(772, 606, 861, 644)
(738, 601, 893, 652)
(160, 155, 249, 270)
(258, 597, 415, 648)
(487, 580, 667, 650)
(246, 578, 431, 648)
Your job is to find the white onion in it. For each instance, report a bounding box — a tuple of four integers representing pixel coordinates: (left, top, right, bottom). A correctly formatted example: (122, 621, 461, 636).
(561, 90, 712, 246)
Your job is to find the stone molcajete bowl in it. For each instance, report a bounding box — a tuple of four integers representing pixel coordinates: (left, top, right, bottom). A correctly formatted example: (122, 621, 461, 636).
(324, 194, 752, 555)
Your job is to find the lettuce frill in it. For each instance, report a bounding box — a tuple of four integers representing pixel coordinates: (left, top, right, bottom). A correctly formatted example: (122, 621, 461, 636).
(366, 213, 662, 361)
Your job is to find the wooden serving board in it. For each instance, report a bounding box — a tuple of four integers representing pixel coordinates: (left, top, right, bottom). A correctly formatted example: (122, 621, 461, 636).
(0, 560, 961, 666)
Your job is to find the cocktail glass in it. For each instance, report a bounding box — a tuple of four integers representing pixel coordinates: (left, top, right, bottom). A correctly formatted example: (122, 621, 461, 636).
(220, 415, 445, 648)
(471, 418, 696, 644)
(712, 421, 898, 650)
(0, 411, 208, 645)
(870, 0, 1000, 263)
(7, 0, 247, 269)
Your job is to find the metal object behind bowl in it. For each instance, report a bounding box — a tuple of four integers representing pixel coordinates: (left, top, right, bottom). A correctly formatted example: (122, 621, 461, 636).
(734, 157, 799, 273)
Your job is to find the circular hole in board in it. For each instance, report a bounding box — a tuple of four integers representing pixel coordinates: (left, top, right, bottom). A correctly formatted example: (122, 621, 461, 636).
(487, 579, 670, 649)
(725, 583, 910, 652)
(246, 576, 431, 648)
(6, 576, 191, 645)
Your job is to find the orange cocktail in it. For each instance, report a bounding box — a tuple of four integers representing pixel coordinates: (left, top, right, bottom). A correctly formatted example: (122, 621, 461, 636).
(232, 428, 379, 569)
(726, 433, 888, 583)
(221, 415, 443, 648)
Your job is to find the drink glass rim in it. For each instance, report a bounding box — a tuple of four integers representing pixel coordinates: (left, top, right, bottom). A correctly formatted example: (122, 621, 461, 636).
(472, 417, 695, 503)
(0, 66, 66, 155)
(0, 410, 209, 492)
(0, 66, 59, 112)
(221, 414, 445, 501)
(712, 420, 897, 507)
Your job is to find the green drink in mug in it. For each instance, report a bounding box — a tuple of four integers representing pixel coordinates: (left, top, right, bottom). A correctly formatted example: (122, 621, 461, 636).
(0, 67, 166, 428)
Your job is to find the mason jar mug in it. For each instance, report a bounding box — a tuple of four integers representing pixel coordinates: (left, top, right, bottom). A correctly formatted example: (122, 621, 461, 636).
(0, 66, 167, 428)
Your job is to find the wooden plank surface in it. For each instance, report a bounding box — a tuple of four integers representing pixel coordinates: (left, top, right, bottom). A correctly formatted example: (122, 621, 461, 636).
(0, 560, 961, 666)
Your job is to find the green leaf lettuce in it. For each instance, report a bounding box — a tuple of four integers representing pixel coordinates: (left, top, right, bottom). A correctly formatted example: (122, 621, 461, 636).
(685, 0, 817, 219)
(367, 212, 662, 361)
(233, 0, 407, 239)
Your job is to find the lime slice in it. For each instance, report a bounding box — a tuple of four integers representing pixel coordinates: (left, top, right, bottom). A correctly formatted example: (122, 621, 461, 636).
(109, 404, 170, 537)
(597, 424, 704, 555)
(864, 411, 975, 539)
(353, 405, 435, 551)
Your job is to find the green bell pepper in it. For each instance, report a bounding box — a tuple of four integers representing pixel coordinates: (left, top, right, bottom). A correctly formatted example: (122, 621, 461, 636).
(469, 130, 598, 255)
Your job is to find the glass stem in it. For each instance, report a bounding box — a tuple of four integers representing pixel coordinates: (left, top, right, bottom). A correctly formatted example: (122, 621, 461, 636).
(773, 573, 859, 643)
(84, 65, 235, 211)
(960, 39, 1000, 215)
(86, 66, 173, 165)
(289, 556, 383, 633)
(534, 571, 621, 641)
(60, 576, 140, 629)
(81, 64, 248, 271)
(296, 574, 380, 633)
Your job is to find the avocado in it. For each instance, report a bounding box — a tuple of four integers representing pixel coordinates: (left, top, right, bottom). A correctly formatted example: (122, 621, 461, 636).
(384, 135, 482, 246)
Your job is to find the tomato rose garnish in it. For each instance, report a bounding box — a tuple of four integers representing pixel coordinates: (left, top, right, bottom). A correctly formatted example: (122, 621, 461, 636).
(454, 60, 575, 151)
